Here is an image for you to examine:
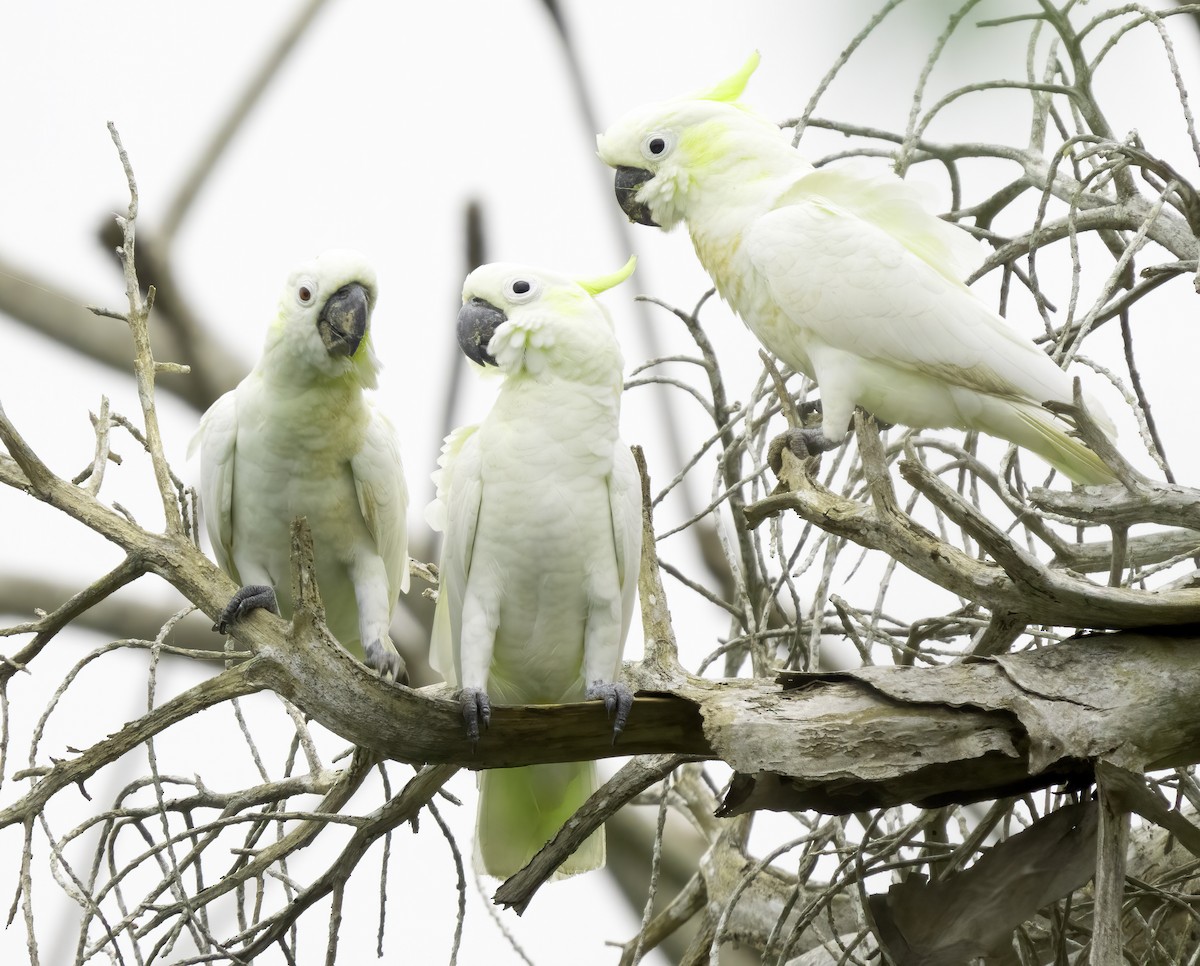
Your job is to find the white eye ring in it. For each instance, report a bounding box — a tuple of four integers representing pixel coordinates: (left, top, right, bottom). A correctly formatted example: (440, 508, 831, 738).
(296, 277, 317, 306)
(505, 277, 540, 304)
(640, 132, 674, 161)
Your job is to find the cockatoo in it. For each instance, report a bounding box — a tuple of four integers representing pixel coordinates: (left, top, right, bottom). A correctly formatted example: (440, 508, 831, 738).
(190, 249, 410, 680)
(597, 53, 1117, 484)
(427, 258, 642, 877)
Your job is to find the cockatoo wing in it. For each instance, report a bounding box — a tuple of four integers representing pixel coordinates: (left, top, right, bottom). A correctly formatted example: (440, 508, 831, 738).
(428, 424, 482, 685)
(745, 197, 1076, 408)
(608, 441, 642, 650)
(188, 390, 239, 580)
(349, 407, 411, 600)
(777, 160, 985, 286)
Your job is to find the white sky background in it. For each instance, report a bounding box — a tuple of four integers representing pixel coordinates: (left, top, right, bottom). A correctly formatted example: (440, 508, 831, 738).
(2, 2, 1199, 964)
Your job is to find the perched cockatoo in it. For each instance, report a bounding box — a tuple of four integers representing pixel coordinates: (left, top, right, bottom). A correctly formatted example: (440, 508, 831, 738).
(190, 249, 410, 680)
(597, 53, 1117, 484)
(428, 258, 642, 877)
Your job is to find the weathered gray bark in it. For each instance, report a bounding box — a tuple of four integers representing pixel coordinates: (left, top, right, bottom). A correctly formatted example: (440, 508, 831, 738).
(6, 424, 1200, 834)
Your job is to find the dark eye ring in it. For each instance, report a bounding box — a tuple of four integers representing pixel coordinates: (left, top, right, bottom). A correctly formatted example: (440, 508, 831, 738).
(512, 279, 531, 294)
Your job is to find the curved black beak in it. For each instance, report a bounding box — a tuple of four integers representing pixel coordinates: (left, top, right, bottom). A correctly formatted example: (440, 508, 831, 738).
(457, 297, 506, 367)
(614, 166, 657, 226)
(318, 282, 370, 357)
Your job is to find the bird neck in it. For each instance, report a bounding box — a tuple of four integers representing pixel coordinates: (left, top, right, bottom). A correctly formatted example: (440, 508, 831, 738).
(685, 157, 805, 309)
(490, 377, 622, 470)
(497, 372, 620, 422)
(258, 325, 379, 393)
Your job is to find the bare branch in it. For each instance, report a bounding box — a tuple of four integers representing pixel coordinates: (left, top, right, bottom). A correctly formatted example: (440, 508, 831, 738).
(157, 0, 334, 246)
(494, 754, 693, 914)
(225, 763, 458, 962)
(744, 422, 1200, 632)
(95, 124, 184, 533)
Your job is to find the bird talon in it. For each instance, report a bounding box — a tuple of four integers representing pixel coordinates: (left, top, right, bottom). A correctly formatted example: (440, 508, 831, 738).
(767, 427, 838, 476)
(460, 687, 491, 744)
(214, 584, 278, 635)
(587, 680, 633, 744)
(364, 638, 408, 685)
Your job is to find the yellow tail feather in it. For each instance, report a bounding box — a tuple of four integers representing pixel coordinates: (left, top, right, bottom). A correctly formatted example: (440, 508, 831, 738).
(476, 761, 603, 879)
(1013, 408, 1116, 485)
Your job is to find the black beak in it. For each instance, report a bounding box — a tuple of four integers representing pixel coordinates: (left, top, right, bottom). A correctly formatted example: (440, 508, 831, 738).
(614, 166, 658, 226)
(318, 282, 370, 357)
(457, 297, 506, 367)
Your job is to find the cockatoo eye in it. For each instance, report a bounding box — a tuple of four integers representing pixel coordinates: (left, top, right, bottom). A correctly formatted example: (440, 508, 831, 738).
(296, 278, 317, 306)
(641, 132, 673, 160)
(505, 277, 540, 304)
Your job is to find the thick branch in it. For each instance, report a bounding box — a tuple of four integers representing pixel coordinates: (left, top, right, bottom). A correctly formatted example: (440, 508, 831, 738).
(8, 405, 1200, 822)
(494, 753, 694, 913)
(1051, 528, 1200, 573)
(1032, 481, 1200, 531)
(717, 629, 1200, 816)
(743, 426, 1200, 630)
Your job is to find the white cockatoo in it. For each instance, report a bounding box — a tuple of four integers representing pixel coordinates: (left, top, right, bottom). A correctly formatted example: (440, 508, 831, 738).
(427, 258, 642, 877)
(190, 249, 410, 679)
(597, 53, 1118, 484)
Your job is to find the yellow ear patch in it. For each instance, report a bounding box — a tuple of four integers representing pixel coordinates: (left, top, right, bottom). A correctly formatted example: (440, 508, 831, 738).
(700, 51, 761, 103)
(576, 255, 637, 296)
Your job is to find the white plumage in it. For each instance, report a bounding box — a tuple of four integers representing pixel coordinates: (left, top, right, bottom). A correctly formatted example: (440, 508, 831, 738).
(597, 53, 1117, 484)
(190, 249, 410, 679)
(429, 260, 641, 877)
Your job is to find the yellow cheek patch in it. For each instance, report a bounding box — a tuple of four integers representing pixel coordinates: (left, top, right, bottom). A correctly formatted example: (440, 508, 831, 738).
(540, 289, 579, 315)
(678, 121, 732, 171)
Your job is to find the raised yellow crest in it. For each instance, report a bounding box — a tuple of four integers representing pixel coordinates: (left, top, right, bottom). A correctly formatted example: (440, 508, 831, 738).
(699, 51, 761, 103)
(576, 255, 637, 296)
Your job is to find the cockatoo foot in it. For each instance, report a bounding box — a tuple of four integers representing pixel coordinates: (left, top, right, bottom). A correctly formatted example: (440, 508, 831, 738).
(796, 400, 891, 431)
(767, 427, 838, 475)
(214, 584, 279, 634)
(460, 687, 491, 744)
(587, 680, 633, 744)
(364, 638, 408, 684)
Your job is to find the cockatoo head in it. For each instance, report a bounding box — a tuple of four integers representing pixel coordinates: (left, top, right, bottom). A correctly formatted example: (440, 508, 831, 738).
(597, 52, 790, 230)
(457, 257, 635, 387)
(267, 249, 381, 387)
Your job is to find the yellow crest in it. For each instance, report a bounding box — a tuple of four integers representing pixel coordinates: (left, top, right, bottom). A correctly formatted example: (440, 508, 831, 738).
(576, 255, 637, 296)
(699, 51, 761, 103)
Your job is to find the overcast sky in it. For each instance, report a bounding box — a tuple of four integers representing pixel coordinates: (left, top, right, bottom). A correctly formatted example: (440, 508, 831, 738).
(3, 2, 1199, 963)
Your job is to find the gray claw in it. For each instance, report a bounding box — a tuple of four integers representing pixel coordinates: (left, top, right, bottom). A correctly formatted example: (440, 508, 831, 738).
(767, 427, 837, 476)
(214, 584, 278, 634)
(364, 638, 408, 685)
(587, 680, 633, 744)
(460, 687, 491, 744)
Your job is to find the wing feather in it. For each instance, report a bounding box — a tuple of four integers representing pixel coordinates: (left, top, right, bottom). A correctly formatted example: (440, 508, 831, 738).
(189, 391, 239, 580)
(608, 441, 643, 648)
(350, 407, 411, 598)
(745, 199, 1077, 408)
(777, 160, 984, 285)
(427, 425, 482, 685)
